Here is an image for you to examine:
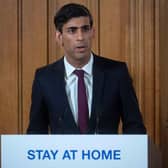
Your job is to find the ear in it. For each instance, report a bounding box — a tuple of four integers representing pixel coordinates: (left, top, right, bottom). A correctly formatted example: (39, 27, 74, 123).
(55, 30, 63, 46)
(91, 27, 95, 39)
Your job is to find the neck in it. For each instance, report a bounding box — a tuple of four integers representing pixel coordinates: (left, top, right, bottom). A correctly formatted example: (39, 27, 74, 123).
(66, 55, 91, 68)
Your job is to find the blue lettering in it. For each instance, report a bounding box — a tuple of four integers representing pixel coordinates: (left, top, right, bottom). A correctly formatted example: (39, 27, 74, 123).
(27, 149, 59, 160)
(50, 150, 59, 160)
(102, 150, 112, 160)
(114, 150, 121, 160)
(82, 150, 90, 160)
(36, 149, 43, 160)
(91, 150, 100, 160)
(42, 150, 51, 160)
(62, 150, 71, 160)
(82, 149, 121, 160)
(70, 150, 78, 160)
(27, 150, 35, 160)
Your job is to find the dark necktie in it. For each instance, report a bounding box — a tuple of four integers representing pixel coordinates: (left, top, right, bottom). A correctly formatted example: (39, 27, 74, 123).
(74, 70, 89, 134)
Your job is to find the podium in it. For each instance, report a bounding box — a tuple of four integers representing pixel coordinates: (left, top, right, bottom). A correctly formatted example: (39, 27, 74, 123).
(0, 135, 161, 168)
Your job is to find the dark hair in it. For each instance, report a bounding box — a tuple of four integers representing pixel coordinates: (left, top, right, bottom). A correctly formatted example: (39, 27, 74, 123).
(54, 3, 93, 32)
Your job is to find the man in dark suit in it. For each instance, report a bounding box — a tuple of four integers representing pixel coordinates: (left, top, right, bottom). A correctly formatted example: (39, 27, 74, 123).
(27, 3, 146, 134)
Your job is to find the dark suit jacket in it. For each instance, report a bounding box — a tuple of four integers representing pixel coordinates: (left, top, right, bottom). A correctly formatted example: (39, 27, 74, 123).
(27, 54, 146, 134)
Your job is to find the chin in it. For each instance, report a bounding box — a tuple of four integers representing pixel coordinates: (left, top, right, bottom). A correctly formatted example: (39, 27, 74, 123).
(77, 50, 90, 57)
(76, 53, 89, 60)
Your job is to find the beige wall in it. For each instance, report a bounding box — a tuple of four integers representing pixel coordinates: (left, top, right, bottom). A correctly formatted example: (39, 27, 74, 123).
(0, 0, 167, 167)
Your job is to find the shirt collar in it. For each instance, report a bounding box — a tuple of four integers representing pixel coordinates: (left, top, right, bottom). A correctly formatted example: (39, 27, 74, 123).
(64, 53, 93, 78)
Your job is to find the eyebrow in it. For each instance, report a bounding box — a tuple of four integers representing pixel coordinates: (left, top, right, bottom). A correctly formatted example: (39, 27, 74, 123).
(66, 24, 90, 29)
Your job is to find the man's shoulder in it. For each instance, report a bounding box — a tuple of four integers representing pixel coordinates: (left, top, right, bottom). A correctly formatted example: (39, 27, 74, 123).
(37, 57, 63, 71)
(34, 57, 64, 78)
(93, 54, 127, 69)
(93, 54, 130, 80)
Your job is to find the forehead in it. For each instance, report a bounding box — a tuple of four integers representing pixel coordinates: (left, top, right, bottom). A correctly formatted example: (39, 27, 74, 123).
(63, 16, 90, 28)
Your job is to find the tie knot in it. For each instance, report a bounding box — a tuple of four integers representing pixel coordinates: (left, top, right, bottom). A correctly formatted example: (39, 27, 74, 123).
(74, 69, 84, 78)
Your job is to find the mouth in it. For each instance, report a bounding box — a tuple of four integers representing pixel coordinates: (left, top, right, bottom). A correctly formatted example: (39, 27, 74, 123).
(75, 45, 87, 52)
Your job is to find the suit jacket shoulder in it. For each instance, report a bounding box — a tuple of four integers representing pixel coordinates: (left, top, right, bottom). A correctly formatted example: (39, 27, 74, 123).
(93, 54, 130, 81)
(34, 57, 64, 80)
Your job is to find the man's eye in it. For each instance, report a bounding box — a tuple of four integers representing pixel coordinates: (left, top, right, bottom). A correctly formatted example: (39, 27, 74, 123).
(67, 28, 77, 33)
(82, 26, 91, 32)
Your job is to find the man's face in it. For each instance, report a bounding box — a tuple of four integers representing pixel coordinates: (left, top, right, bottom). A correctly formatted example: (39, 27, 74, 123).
(56, 16, 94, 67)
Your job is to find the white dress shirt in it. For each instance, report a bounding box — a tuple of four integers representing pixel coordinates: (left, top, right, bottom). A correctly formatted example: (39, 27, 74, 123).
(64, 54, 93, 123)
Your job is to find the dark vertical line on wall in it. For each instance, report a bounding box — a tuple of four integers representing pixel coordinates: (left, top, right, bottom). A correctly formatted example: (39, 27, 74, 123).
(127, 0, 131, 63)
(98, 0, 100, 55)
(46, 0, 49, 65)
(153, 0, 160, 145)
(17, 0, 23, 133)
(119, 0, 122, 60)
(153, 0, 156, 144)
(155, 0, 160, 146)
(55, 0, 58, 60)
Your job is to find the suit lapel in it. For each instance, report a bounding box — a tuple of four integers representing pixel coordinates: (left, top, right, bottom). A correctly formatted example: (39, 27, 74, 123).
(52, 58, 79, 130)
(89, 55, 105, 133)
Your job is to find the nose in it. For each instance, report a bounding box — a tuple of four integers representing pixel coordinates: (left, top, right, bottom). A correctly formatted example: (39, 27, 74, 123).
(76, 29, 84, 41)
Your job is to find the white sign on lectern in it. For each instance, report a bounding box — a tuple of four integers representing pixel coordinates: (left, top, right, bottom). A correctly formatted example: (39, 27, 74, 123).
(1, 135, 148, 168)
